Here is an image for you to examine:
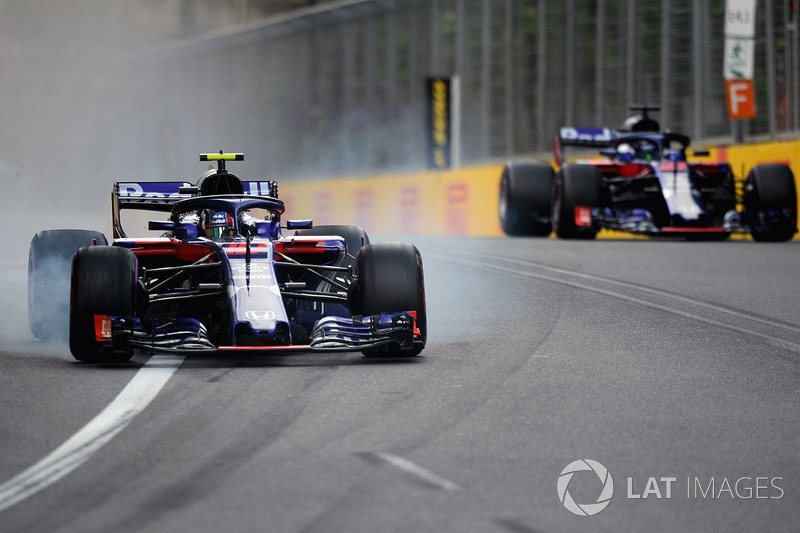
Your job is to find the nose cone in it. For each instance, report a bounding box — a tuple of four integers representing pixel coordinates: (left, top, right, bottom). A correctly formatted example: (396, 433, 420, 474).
(233, 320, 290, 346)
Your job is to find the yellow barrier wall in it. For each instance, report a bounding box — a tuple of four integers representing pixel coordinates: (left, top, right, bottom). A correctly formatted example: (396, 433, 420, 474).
(280, 165, 503, 236)
(279, 139, 800, 238)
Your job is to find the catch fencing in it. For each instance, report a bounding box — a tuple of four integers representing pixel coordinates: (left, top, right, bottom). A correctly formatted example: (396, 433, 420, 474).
(144, 0, 800, 179)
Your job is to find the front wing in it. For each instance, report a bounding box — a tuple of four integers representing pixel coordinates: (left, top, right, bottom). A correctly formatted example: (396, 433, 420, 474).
(94, 312, 422, 356)
(574, 205, 793, 237)
(576, 206, 733, 236)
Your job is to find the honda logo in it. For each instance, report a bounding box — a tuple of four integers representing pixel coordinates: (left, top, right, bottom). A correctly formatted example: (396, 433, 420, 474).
(245, 310, 276, 321)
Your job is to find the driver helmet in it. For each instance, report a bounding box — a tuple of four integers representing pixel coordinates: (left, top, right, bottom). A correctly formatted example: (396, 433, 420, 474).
(204, 210, 235, 238)
(635, 140, 659, 161)
(616, 142, 635, 163)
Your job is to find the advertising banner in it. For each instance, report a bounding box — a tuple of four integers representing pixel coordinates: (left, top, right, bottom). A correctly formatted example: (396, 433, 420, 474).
(425, 77, 451, 169)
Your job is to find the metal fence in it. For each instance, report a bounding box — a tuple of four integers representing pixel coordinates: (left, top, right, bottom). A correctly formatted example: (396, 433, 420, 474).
(140, 0, 800, 179)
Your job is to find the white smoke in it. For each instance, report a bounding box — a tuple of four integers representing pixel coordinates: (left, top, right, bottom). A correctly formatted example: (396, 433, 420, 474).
(0, 1, 294, 346)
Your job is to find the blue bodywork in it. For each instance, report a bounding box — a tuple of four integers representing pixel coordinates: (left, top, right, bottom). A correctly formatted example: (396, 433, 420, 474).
(559, 127, 754, 236)
(500, 108, 795, 240)
(102, 171, 420, 355)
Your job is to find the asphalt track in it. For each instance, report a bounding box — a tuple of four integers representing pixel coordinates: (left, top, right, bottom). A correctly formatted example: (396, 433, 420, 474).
(1, 236, 798, 532)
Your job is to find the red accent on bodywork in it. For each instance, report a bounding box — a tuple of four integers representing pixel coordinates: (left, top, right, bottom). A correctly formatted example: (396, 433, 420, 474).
(660, 161, 689, 172)
(617, 163, 651, 177)
(127, 239, 214, 262)
(94, 315, 112, 342)
(274, 239, 330, 255)
(574, 206, 592, 228)
(218, 345, 312, 352)
(408, 311, 421, 338)
(224, 242, 268, 255)
(589, 161, 653, 178)
(661, 227, 727, 233)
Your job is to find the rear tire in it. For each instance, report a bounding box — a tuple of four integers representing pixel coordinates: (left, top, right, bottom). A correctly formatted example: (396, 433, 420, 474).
(353, 243, 426, 357)
(28, 229, 107, 340)
(499, 162, 554, 236)
(552, 164, 604, 239)
(744, 164, 798, 242)
(69, 246, 137, 363)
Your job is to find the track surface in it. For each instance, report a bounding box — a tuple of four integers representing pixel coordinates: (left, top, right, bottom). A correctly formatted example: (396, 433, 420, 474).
(1, 237, 798, 532)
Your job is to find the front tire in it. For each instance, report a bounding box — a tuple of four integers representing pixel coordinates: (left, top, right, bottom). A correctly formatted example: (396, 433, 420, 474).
(744, 164, 798, 242)
(353, 243, 426, 357)
(70, 246, 137, 363)
(552, 164, 604, 239)
(28, 229, 107, 340)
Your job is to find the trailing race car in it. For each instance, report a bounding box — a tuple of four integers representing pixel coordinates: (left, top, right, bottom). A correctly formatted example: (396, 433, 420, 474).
(499, 106, 798, 241)
(28, 153, 426, 362)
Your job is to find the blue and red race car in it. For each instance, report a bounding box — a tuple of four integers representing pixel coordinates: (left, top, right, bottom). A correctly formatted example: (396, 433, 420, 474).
(28, 153, 426, 362)
(499, 107, 797, 241)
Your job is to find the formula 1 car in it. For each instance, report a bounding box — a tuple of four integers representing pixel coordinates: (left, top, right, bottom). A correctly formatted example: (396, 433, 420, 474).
(28, 153, 426, 362)
(499, 107, 798, 241)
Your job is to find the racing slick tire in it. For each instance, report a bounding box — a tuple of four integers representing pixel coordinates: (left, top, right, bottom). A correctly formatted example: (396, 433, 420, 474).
(69, 245, 137, 363)
(552, 163, 604, 239)
(499, 162, 554, 236)
(295, 224, 370, 267)
(353, 242, 426, 357)
(744, 164, 798, 242)
(28, 229, 108, 340)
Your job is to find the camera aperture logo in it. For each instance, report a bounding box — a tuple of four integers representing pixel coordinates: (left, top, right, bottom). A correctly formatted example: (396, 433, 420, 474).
(557, 459, 785, 517)
(557, 459, 614, 516)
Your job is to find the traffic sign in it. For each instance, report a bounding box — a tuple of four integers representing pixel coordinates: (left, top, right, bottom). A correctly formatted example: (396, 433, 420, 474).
(726, 79, 756, 119)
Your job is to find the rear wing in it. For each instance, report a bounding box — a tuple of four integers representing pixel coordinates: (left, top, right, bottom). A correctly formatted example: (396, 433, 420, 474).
(115, 181, 193, 212)
(112, 180, 280, 238)
(554, 127, 618, 166)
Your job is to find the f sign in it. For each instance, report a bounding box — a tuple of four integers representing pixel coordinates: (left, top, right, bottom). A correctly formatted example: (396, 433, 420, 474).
(726, 79, 756, 119)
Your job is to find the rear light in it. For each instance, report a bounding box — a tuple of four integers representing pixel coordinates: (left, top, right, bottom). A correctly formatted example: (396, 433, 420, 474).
(408, 311, 421, 338)
(94, 315, 112, 342)
(574, 206, 593, 228)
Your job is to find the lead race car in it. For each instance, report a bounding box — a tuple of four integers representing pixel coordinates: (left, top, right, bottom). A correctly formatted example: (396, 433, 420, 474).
(499, 106, 798, 241)
(28, 153, 426, 362)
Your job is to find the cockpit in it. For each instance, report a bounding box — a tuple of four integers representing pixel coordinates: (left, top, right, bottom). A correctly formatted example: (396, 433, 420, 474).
(617, 138, 661, 161)
(613, 133, 690, 163)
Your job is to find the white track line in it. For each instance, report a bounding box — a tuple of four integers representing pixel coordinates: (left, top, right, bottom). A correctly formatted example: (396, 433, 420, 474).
(437, 252, 800, 355)
(373, 452, 463, 491)
(461, 250, 800, 335)
(0, 355, 184, 513)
